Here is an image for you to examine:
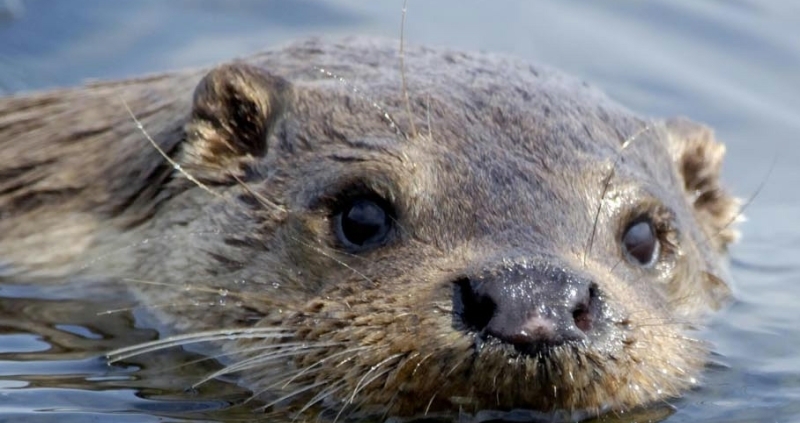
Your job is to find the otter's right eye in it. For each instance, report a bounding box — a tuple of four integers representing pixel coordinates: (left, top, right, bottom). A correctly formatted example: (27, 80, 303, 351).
(334, 198, 393, 251)
(622, 219, 660, 267)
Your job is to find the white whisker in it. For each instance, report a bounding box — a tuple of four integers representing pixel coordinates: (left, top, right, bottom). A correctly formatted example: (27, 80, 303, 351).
(194, 342, 343, 387)
(107, 328, 290, 362)
(348, 353, 404, 404)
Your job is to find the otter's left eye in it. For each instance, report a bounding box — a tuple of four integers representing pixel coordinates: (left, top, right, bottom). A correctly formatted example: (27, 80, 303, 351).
(622, 220, 660, 267)
(334, 198, 393, 251)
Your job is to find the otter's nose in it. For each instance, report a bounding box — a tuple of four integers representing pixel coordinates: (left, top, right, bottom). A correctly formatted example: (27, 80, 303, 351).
(453, 263, 600, 355)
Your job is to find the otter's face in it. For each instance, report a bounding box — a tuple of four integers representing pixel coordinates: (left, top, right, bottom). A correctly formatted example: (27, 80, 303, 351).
(134, 47, 738, 421)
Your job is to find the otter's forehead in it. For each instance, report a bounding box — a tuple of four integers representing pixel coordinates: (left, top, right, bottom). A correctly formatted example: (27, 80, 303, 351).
(270, 37, 649, 156)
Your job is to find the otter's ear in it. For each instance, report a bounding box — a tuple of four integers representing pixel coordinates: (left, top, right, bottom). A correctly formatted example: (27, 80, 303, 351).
(665, 117, 741, 252)
(181, 63, 291, 182)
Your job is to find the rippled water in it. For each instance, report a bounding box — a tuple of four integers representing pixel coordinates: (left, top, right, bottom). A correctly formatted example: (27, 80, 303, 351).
(1, 1, 799, 422)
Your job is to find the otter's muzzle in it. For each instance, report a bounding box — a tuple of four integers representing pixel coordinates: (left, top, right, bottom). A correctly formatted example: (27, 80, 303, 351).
(453, 262, 601, 356)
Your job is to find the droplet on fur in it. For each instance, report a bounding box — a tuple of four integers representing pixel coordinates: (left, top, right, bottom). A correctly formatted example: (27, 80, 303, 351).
(218, 288, 229, 297)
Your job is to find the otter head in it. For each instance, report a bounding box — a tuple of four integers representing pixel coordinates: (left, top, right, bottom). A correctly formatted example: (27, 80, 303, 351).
(131, 45, 739, 421)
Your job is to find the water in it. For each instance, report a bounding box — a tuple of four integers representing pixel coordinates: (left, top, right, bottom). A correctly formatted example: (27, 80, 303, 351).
(1, 0, 799, 421)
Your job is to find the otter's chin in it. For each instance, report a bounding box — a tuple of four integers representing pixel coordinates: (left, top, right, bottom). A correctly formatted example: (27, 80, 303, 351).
(380, 331, 692, 420)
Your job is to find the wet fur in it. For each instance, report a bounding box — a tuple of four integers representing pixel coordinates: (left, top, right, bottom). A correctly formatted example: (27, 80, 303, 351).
(0, 37, 739, 420)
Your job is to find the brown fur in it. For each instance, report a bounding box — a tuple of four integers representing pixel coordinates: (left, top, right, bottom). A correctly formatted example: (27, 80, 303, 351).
(0, 37, 739, 421)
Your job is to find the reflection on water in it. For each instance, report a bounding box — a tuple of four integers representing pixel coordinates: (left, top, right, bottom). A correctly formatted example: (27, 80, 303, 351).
(0, 283, 256, 422)
(1, 0, 800, 422)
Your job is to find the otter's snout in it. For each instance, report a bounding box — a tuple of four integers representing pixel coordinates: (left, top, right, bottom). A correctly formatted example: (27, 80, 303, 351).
(453, 263, 601, 355)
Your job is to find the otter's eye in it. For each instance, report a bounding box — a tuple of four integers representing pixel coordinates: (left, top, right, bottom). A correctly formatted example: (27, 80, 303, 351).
(622, 220, 660, 267)
(334, 198, 393, 250)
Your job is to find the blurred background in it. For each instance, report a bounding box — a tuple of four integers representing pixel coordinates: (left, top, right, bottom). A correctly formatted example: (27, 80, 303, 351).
(1, 1, 799, 422)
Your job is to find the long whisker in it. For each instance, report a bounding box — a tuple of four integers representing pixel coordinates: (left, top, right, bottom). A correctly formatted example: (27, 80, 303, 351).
(583, 123, 652, 266)
(107, 328, 290, 362)
(118, 278, 280, 303)
(229, 172, 285, 213)
(701, 151, 776, 248)
(282, 346, 375, 388)
(348, 353, 404, 404)
(98, 299, 218, 316)
(295, 379, 349, 417)
(163, 342, 316, 373)
(245, 346, 376, 405)
(194, 342, 344, 388)
(79, 230, 235, 271)
(259, 380, 330, 412)
(425, 93, 433, 140)
(121, 97, 222, 200)
(314, 66, 407, 140)
(399, 0, 417, 138)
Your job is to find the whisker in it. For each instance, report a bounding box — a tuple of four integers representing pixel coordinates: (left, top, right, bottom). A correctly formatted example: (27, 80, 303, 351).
(97, 299, 221, 316)
(121, 97, 223, 200)
(314, 66, 407, 140)
(701, 151, 776, 248)
(282, 346, 375, 388)
(425, 93, 433, 140)
(107, 328, 290, 362)
(163, 342, 314, 373)
(399, 0, 417, 138)
(243, 367, 324, 406)
(259, 380, 330, 412)
(102, 277, 307, 316)
(195, 342, 344, 388)
(296, 379, 349, 417)
(245, 346, 376, 405)
(424, 390, 439, 415)
(119, 278, 272, 300)
(348, 353, 404, 404)
(636, 334, 706, 344)
(229, 172, 285, 214)
(78, 230, 234, 271)
(583, 123, 652, 266)
(379, 389, 402, 423)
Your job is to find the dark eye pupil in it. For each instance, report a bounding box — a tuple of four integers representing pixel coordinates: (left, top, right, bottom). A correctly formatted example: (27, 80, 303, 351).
(338, 199, 391, 248)
(623, 221, 659, 266)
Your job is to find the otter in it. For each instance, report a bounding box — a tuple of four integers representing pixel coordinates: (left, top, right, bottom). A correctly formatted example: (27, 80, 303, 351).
(0, 37, 739, 422)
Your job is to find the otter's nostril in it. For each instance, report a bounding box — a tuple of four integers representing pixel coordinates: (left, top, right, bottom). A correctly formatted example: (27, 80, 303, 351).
(572, 305, 591, 333)
(572, 283, 598, 333)
(453, 277, 495, 332)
